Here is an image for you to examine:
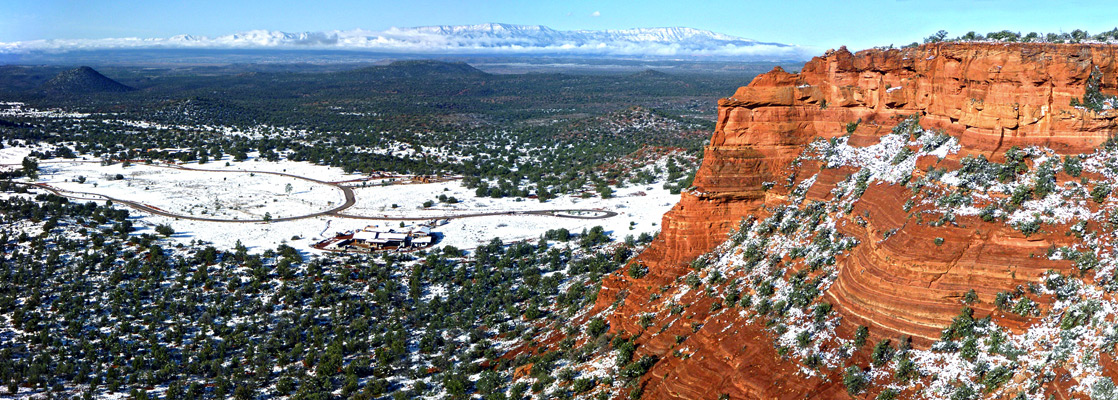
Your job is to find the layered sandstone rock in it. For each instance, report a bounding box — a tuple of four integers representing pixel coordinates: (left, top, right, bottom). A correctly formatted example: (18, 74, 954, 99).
(594, 42, 1118, 398)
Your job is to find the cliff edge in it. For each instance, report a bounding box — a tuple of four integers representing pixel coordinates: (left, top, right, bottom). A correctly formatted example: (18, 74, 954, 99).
(593, 43, 1118, 399)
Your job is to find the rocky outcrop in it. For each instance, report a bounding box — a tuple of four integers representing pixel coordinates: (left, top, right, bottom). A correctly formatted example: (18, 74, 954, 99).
(594, 42, 1118, 399)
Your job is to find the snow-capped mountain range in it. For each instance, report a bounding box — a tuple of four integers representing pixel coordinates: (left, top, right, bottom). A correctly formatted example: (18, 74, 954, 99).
(0, 23, 808, 60)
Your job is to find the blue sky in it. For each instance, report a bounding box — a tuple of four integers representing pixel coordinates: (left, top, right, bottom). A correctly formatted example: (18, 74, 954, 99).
(3, 0, 1118, 51)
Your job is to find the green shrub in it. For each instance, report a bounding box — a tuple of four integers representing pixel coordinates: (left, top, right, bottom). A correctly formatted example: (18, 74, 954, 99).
(878, 388, 899, 400)
(962, 289, 978, 304)
(627, 263, 648, 279)
(1063, 156, 1083, 177)
(587, 318, 608, 337)
(155, 224, 175, 237)
(1071, 69, 1116, 112)
(895, 356, 918, 384)
(846, 120, 860, 134)
(982, 365, 1014, 392)
(854, 325, 869, 348)
(843, 366, 868, 396)
(1092, 184, 1112, 203)
(871, 339, 894, 367)
(1015, 218, 1042, 237)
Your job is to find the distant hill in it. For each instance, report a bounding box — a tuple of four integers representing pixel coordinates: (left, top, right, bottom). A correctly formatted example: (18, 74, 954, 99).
(629, 69, 674, 79)
(347, 60, 489, 79)
(40, 66, 135, 94)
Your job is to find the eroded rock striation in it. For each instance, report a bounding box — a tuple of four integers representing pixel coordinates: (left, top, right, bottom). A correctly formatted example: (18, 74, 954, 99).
(594, 43, 1118, 398)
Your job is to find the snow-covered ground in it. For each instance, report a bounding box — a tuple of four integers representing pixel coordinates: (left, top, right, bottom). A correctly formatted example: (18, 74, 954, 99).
(18, 156, 680, 254)
(132, 214, 338, 254)
(155, 156, 357, 183)
(36, 161, 346, 220)
(333, 176, 676, 249)
(0, 146, 33, 171)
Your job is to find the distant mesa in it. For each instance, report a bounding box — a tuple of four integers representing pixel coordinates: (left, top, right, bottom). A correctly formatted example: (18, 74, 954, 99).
(629, 69, 673, 78)
(41, 66, 135, 94)
(384, 60, 488, 77)
(341, 60, 489, 80)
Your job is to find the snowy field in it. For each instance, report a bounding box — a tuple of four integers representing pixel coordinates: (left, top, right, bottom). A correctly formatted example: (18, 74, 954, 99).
(0, 145, 33, 172)
(14, 156, 680, 254)
(346, 180, 677, 245)
(36, 161, 347, 221)
(168, 156, 358, 183)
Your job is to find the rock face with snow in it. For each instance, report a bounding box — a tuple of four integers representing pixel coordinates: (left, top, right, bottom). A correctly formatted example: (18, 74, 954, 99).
(592, 43, 1118, 398)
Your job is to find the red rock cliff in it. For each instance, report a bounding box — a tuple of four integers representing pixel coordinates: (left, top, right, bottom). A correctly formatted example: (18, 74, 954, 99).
(593, 42, 1118, 399)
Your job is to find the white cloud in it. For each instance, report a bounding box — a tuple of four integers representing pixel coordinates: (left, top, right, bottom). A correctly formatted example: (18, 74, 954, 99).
(0, 23, 812, 60)
(590, 11, 601, 17)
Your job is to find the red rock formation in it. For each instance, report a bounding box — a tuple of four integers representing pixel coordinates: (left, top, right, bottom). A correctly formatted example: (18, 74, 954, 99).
(593, 42, 1118, 399)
